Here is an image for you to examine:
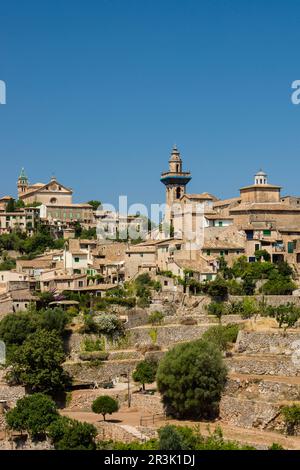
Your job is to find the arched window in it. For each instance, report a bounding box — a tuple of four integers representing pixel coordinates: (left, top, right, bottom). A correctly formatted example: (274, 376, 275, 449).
(50, 197, 57, 204)
(176, 187, 181, 199)
(176, 164, 179, 172)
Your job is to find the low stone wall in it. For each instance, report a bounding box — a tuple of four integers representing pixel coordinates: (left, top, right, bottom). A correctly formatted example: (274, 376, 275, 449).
(235, 330, 300, 356)
(129, 325, 210, 348)
(225, 376, 300, 402)
(64, 359, 139, 385)
(131, 393, 164, 415)
(96, 422, 144, 443)
(226, 355, 300, 376)
(229, 295, 300, 307)
(220, 395, 282, 431)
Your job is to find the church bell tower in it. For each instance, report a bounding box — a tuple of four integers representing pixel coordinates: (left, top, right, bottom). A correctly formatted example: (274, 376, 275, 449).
(17, 168, 29, 198)
(160, 145, 191, 229)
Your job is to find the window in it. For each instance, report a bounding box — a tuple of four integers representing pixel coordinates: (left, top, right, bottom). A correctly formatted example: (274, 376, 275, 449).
(74, 257, 80, 263)
(218, 221, 223, 227)
(50, 197, 57, 204)
(164, 280, 168, 286)
(78, 281, 84, 287)
(263, 229, 271, 237)
(246, 230, 254, 240)
(206, 250, 211, 256)
(220, 251, 224, 256)
(224, 250, 229, 255)
(255, 244, 260, 251)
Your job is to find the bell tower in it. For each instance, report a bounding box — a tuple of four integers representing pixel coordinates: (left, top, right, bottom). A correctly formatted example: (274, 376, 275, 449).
(161, 145, 191, 228)
(17, 168, 28, 198)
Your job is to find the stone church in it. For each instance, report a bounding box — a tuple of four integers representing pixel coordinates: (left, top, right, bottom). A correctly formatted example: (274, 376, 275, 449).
(17, 168, 73, 205)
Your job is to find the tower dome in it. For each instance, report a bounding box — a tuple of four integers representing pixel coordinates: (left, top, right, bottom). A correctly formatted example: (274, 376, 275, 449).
(254, 169, 268, 185)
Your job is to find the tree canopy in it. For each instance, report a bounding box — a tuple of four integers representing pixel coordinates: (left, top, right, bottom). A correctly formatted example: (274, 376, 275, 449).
(157, 339, 227, 419)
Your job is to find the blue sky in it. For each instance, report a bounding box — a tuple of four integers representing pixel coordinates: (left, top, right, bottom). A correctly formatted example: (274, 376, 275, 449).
(1, 0, 300, 208)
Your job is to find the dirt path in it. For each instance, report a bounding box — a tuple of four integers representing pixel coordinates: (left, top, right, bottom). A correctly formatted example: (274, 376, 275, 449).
(61, 407, 300, 450)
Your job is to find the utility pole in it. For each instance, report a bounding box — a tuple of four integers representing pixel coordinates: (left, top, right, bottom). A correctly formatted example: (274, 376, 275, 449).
(127, 369, 131, 408)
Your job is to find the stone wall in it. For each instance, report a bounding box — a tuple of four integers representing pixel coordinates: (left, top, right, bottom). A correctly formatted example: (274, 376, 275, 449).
(220, 395, 282, 431)
(226, 355, 300, 376)
(129, 324, 211, 348)
(229, 295, 300, 307)
(64, 359, 139, 385)
(235, 330, 300, 356)
(224, 376, 300, 403)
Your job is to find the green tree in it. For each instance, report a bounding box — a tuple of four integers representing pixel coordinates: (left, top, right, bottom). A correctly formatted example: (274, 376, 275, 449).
(48, 416, 97, 450)
(255, 249, 271, 262)
(132, 360, 158, 390)
(8, 329, 70, 394)
(206, 277, 228, 301)
(87, 200, 102, 211)
(158, 425, 184, 450)
(92, 396, 119, 421)
(6, 393, 58, 438)
(157, 340, 227, 419)
(0, 312, 38, 358)
(202, 324, 240, 351)
(6, 198, 16, 212)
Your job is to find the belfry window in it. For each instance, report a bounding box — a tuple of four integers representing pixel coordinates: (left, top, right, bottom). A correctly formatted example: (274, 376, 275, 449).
(176, 187, 181, 199)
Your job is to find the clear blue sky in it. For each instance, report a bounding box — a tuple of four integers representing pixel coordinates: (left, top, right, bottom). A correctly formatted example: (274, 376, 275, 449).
(1, 0, 300, 209)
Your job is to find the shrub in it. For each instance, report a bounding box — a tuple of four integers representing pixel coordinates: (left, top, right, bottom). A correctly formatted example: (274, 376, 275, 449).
(92, 396, 119, 421)
(202, 324, 240, 351)
(82, 337, 105, 352)
(79, 351, 109, 361)
(207, 302, 226, 322)
(6, 393, 58, 438)
(80, 314, 99, 334)
(157, 339, 227, 419)
(132, 360, 158, 390)
(96, 314, 124, 339)
(281, 404, 300, 435)
(148, 311, 164, 326)
(255, 249, 271, 262)
(48, 416, 97, 450)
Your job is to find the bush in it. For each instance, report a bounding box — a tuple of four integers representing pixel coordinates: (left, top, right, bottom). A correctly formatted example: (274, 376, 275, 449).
(96, 314, 125, 339)
(48, 416, 97, 450)
(132, 360, 158, 390)
(6, 393, 58, 438)
(202, 324, 240, 351)
(281, 404, 300, 435)
(157, 339, 227, 419)
(148, 311, 164, 325)
(255, 249, 271, 262)
(82, 337, 105, 352)
(79, 351, 109, 361)
(207, 302, 226, 322)
(92, 396, 119, 421)
(80, 315, 99, 334)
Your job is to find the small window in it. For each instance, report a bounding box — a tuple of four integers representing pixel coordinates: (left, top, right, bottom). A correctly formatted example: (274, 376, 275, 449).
(220, 251, 224, 256)
(263, 229, 271, 236)
(164, 280, 168, 286)
(206, 250, 211, 256)
(79, 281, 83, 287)
(74, 257, 80, 263)
(224, 250, 229, 255)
